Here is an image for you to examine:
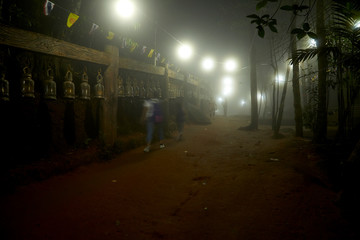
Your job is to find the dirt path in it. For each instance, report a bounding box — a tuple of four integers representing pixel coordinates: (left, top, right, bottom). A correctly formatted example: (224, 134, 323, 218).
(0, 116, 356, 240)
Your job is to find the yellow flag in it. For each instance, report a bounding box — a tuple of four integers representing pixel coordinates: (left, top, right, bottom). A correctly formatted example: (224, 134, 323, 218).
(67, 12, 79, 28)
(106, 31, 115, 40)
(148, 49, 154, 58)
(130, 42, 138, 52)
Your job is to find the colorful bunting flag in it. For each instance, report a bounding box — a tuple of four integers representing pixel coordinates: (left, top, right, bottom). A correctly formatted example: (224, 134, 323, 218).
(89, 23, 99, 35)
(40, 1, 173, 64)
(44, 0, 55, 16)
(106, 31, 115, 40)
(130, 42, 138, 52)
(67, 12, 79, 28)
(126, 38, 132, 48)
(148, 49, 154, 58)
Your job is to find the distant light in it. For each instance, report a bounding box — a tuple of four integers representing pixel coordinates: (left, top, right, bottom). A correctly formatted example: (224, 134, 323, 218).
(240, 99, 246, 106)
(218, 97, 223, 103)
(222, 76, 233, 96)
(355, 20, 360, 29)
(309, 39, 317, 48)
(202, 57, 215, 71)
(222, 76, 233, 86)
(223, 86, 232, 96)
(257, 92, 265, 101)
(178, 43, 193, 60)
(115, 0, 135, 18)
(275, 74, 285, 83)
(224, 59, 237, 72)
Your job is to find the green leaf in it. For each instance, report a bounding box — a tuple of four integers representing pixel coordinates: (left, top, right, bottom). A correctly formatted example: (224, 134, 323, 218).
(246, 14, 259, 19)
(261, 14, 270, 19)
(280, 5, 293, 11)
(291, 28, 304, 34)
(257, 25, 265, 38)
(298, 5, 309, 12)
(256, 0, 267, 11)
(297, 31, 307, 40)
(269, 18, 277, 25)
(269, 24, 278, 33)
(260, 18, 268, 25)
(307, 32, 318, 39)
(303, 23, 310, 31)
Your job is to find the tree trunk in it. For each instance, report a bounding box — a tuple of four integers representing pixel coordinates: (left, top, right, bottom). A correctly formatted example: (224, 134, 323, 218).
(314, 0, 328, 143)
(336, 41, 345, 140)
(291, 15, 303, 137)
(269, 38, 278, 131)
(272, 79, 276, 130)
(274, 65, 290, 137)
(250, 44, 258, 130)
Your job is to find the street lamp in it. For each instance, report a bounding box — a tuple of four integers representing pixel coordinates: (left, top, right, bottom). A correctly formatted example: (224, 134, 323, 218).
(224, 59, 237, 72)
(202, 57, 215, 71)
(177, 43, 193, 60)
(115, 0, 135, 19)
(222, 76, 233, 97)
(275, 74, 285, 84)
(114, 1, 160, 66)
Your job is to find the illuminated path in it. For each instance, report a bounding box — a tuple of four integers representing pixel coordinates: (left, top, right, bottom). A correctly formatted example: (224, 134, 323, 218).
(0, 116, 355, 240)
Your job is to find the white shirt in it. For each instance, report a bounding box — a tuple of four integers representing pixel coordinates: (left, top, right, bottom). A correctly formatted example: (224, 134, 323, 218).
(144, 99, 159, 118)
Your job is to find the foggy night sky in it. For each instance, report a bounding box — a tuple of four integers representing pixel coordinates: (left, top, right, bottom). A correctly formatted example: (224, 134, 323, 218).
(88, 0, 260, 73)
(84, 0, 291, 115)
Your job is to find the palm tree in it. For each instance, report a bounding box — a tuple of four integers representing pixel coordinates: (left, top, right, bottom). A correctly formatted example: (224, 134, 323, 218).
(291, 0, 360, 142)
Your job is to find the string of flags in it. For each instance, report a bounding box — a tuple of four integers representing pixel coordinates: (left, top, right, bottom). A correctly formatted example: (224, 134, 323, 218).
(43, 0, 171, 67)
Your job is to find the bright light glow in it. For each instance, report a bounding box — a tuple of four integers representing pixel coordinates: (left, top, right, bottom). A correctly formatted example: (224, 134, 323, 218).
(223, 86, 232, 96)
(217, 97, 223, 103)
(309, 39, 317, 48)
(240, 99, 246, 106)
(275, 74, 285, 83)
(202, 57, 215, 71)
(222, 76, 233, 86)
(257, 92, 265, 101)
(355, 20, 360, 29)
(178, 43, 193, 60)
(115, 0, 135, 18)
(224, 59, 237, 72)
(222, 76, 233, 96)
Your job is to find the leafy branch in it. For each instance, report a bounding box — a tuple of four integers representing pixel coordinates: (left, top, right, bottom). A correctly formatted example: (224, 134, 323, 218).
(290, 23, 318, 40)
(248, 1, 314, 39)
(247, 14, 278, 38)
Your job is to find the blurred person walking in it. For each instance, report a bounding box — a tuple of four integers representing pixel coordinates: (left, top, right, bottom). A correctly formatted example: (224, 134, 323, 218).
(141, 90, 165, 152)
